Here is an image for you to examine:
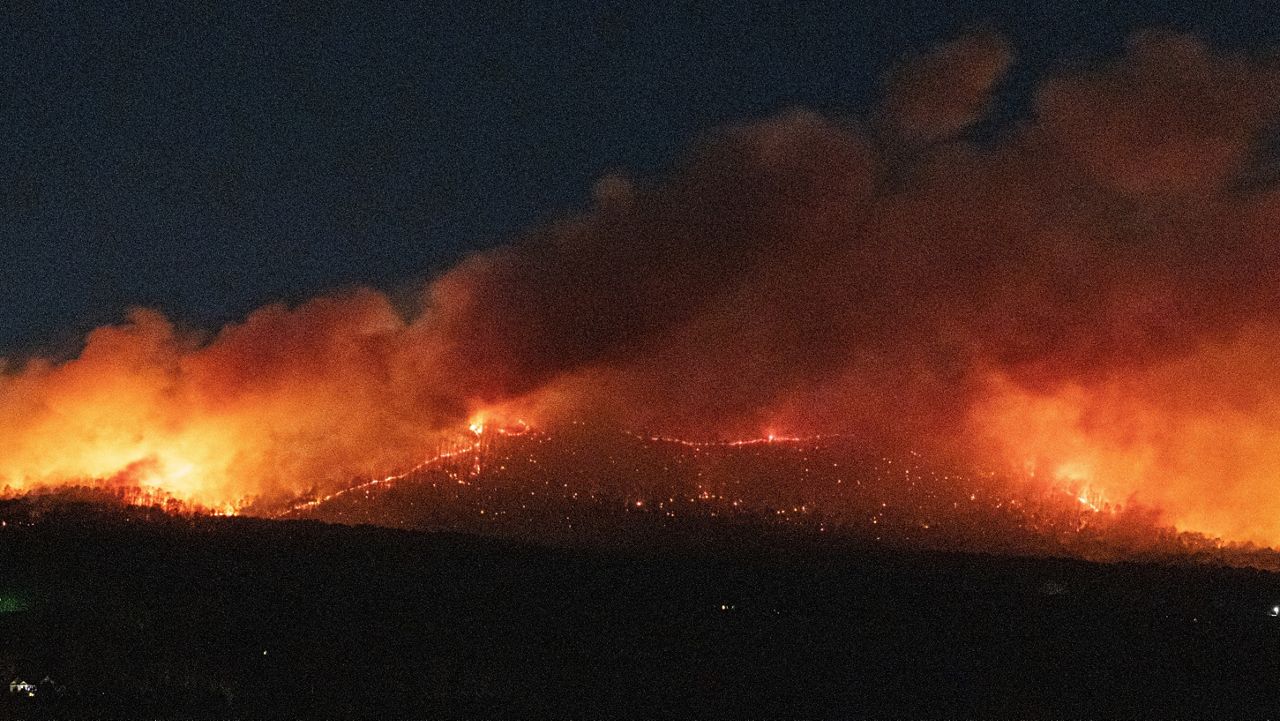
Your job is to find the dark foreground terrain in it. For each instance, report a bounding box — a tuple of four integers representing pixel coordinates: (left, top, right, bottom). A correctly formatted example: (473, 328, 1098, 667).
(2, 499, 1280, 718)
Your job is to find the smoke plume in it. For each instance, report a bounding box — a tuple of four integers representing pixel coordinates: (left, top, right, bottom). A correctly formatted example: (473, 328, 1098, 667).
(6, 30, 1280, 543)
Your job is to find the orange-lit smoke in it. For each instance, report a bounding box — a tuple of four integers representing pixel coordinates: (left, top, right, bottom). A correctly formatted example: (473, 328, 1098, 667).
(6, 30, 1280, 544)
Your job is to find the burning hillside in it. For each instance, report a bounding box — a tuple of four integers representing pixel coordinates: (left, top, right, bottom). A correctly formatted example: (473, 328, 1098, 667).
(267, 425, 1277, 570)
(5, 30, 1280, 547)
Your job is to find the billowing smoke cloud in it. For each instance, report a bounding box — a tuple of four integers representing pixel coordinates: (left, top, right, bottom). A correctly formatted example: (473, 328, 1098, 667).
(6, 30, 1280, 543)
(878, 29, 1012, 144)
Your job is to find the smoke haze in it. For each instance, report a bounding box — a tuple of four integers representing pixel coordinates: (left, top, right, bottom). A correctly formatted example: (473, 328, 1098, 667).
(6, 30, 1280, 543)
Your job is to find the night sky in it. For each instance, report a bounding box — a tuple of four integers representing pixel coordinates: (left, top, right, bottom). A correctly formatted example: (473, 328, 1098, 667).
(4, 0, 1279, 355)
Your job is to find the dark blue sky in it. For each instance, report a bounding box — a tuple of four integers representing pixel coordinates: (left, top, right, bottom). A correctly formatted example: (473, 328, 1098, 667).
(3, 0, 1278, 354)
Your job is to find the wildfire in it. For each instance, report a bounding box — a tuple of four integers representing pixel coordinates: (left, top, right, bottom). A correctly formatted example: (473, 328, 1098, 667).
(7, 30, 1280, 565)
(467, 412, 532, 439)
(637, 431, 844, 448)
(0, 406, 1129, 535)
(278, 437, 485, 516)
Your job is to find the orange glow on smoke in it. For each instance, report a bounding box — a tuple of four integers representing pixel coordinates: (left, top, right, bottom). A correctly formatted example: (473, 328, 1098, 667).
(971, 326, 1280, 545)
(8, 31, 1280, 553)
(0, 300, 454, 511)
(6, 315, 1280, 549)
